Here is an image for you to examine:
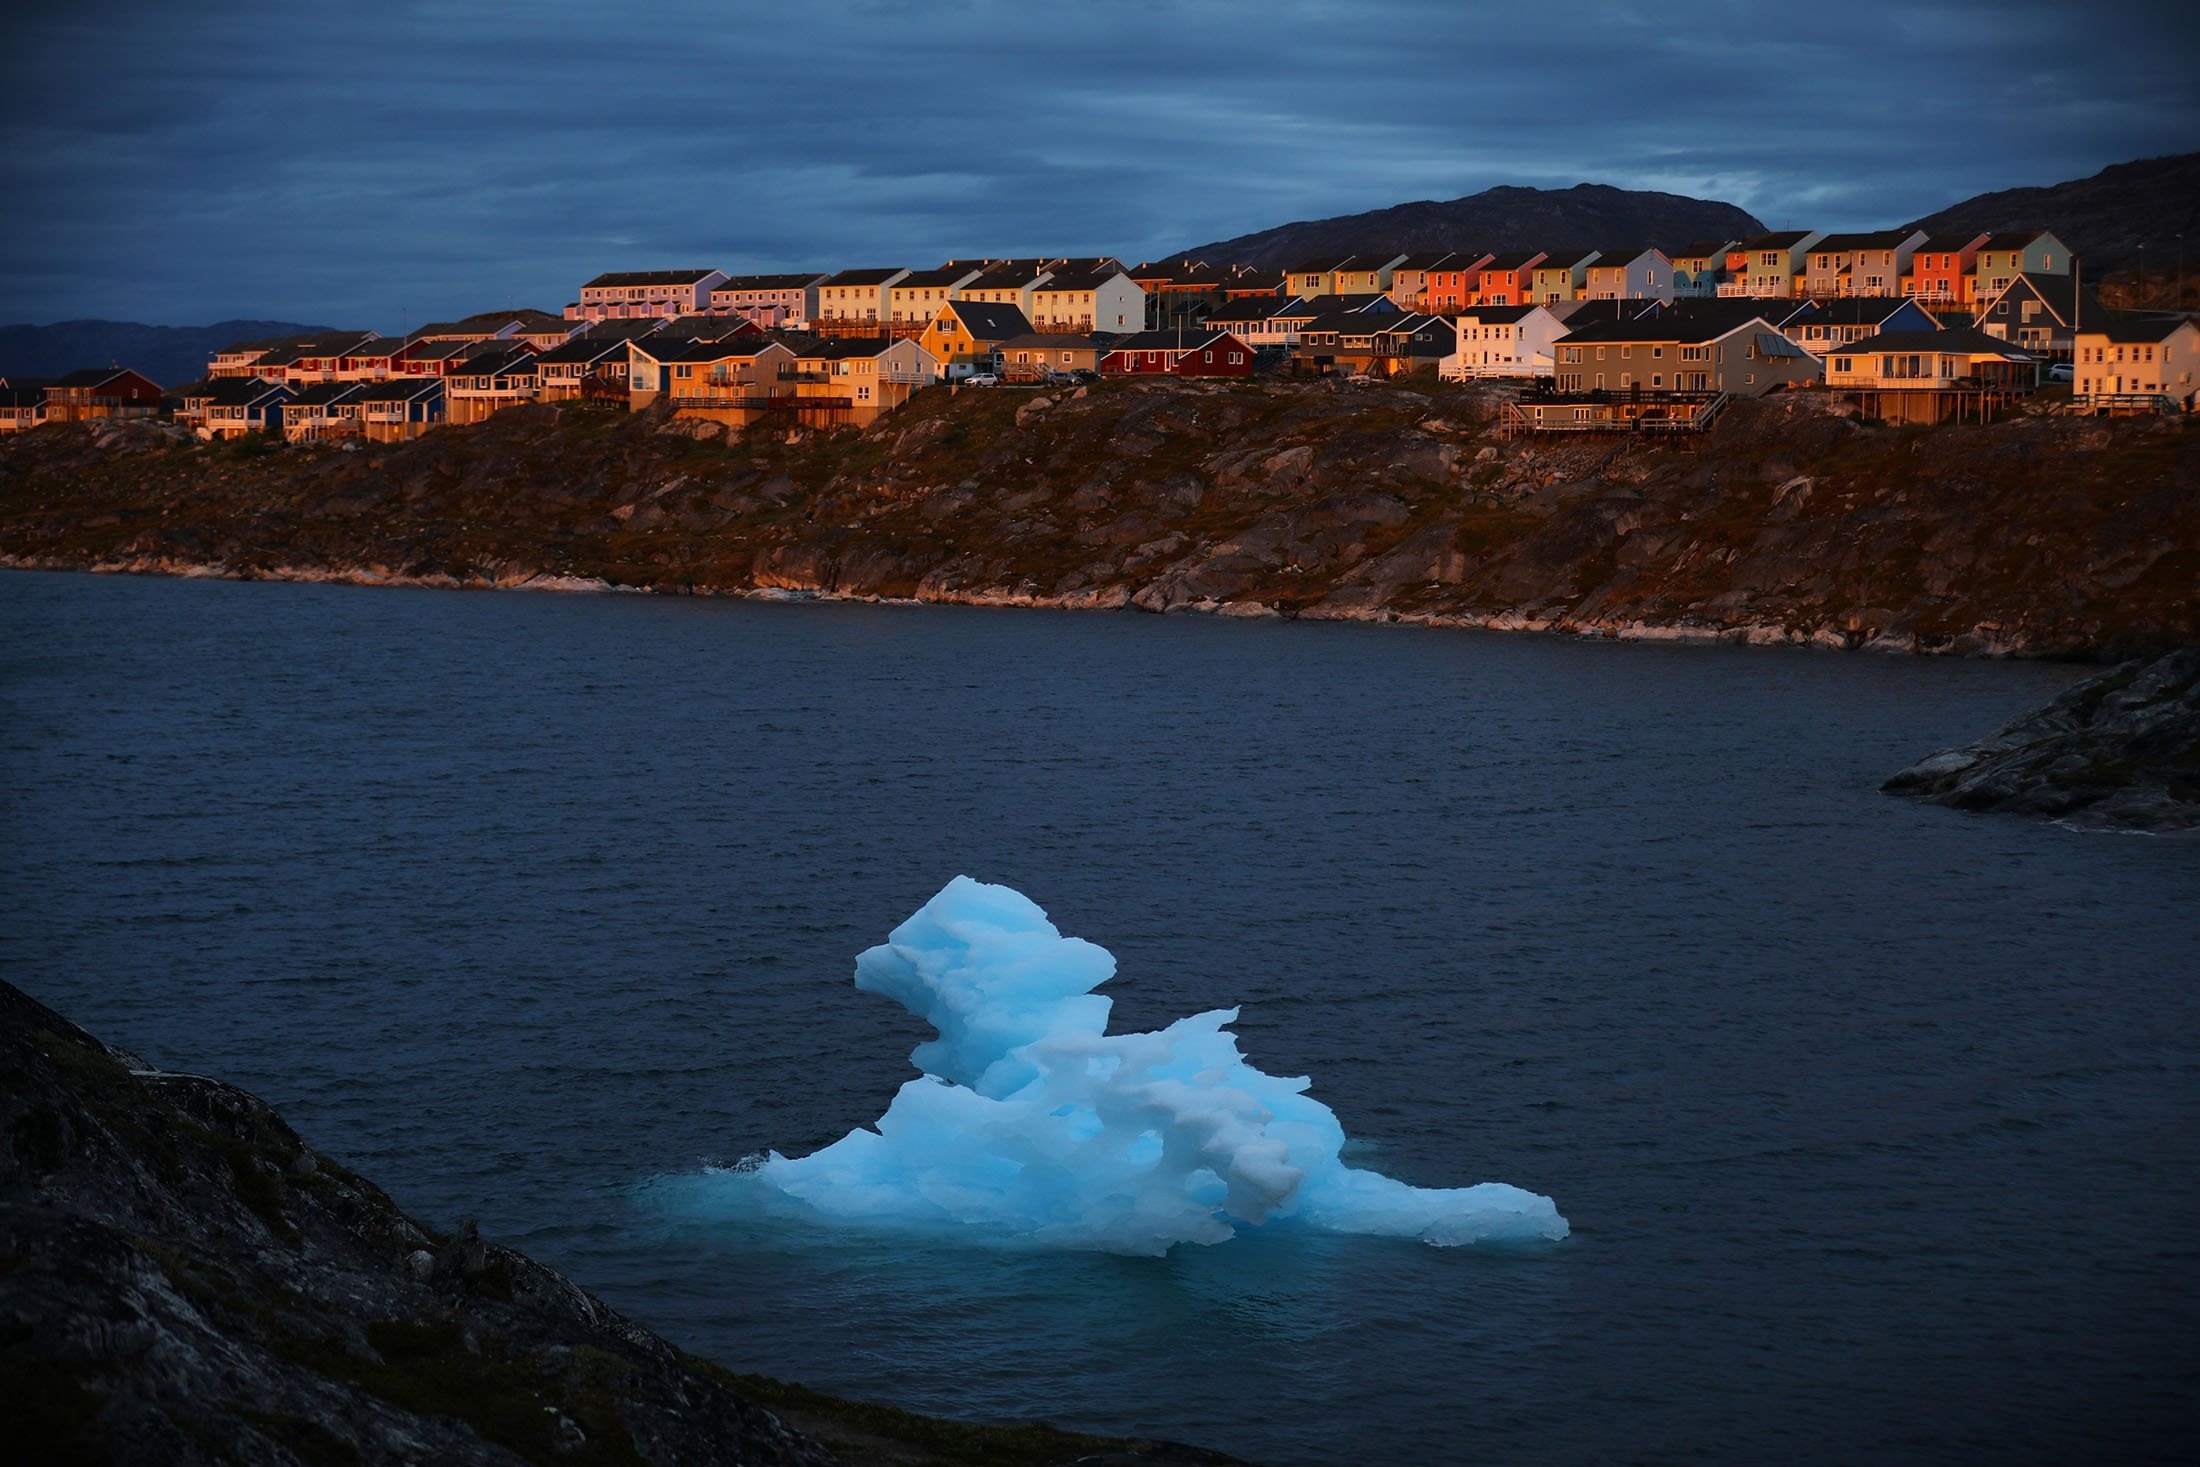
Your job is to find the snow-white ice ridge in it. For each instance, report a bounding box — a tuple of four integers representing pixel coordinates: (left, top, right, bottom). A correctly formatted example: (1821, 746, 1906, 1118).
(740, 877, 1568, 1255)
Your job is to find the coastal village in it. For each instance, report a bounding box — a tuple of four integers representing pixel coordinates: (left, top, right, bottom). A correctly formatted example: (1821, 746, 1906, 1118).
(4, 229, 2196, 445)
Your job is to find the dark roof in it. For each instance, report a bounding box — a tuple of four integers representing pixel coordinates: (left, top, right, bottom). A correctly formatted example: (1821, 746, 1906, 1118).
(201, 377, 290, 405)
(406, 339, 482, 362)
(797, 337, 908, 361)
(1661, 297, 1812, 328)
(1203, 296, 1311, 324)
(1832, 328, 2036, 358)
(533, 337, 632, 365)
(584, 269, 722, 288)
(821, 268, 906, 287)
(1482, 251, 1545, 270)
(1791, 296, 1926, 325)
(347, 378, 443, 402)
(1739, 231, 1816, 250)
(1918, 232, 1988, 253)
(1104, 330, 1232, 353)
(894, 266, 983, 289)
(1285, 257, 1355, 275)
(287, 382, 358, 406)
(636, 337, 787, 363)
(48, 367, 147, 389)
(1557, 310, 1783, 346)
(1981, 230, 2056, 251)
(0, 386, 49, 408)
(968, 261, 1052, 286)
(1033, 267, 1124, 291)
(1391, 252, 1464, 272)
(1538, 250, 1601, 269)
(1810, 231, 1922, 252)
(216, 330, 347, 356)
(713, 273, 830, 292)
(995, 333, 1107, 351)
(2098, 314, 2200, 343)
(942, 301, 1034, 338)
(1670, 240, 1737, 260)
(453, 346, 536, 376)
(1324, 293, 1398, 314)
(1456, 304, 1547, 324)
(652, 315, 757, 343)
(577, 319, 671, 342)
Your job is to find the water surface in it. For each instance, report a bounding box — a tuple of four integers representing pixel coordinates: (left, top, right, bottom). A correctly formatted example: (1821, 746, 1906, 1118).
(3, 570, 2194, 1465)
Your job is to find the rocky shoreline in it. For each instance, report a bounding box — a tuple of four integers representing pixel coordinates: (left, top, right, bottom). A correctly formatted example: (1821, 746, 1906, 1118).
(2, 381, 2195, 658)
(1884, 647, 2200, 831)
(0, 979, 1250, 1466)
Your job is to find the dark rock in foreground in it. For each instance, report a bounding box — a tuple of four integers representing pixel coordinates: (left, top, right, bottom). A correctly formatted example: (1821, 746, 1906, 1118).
(0, 980, 1252, 1466)
(1884, 648, 2200, 831)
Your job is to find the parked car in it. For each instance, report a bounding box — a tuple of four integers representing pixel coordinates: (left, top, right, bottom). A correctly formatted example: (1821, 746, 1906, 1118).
(2046, 362, 2073, 384)
(963, 373, 999, 387)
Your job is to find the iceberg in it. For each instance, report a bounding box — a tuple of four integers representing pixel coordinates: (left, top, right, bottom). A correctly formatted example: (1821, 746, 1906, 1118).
(748, 877, 1568, 1256)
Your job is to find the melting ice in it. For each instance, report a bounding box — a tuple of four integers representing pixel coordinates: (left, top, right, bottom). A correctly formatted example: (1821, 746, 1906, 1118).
(741, 877, 1567, 1256)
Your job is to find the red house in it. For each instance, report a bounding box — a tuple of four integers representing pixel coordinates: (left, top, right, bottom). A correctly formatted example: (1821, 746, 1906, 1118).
(1099, 331, 1254, 377)
(44, 368, 163, 422)
(1467, 251, 1546, 306)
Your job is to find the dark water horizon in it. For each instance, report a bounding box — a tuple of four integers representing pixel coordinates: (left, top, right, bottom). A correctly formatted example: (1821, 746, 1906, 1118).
(4, 568, 2195, 1466)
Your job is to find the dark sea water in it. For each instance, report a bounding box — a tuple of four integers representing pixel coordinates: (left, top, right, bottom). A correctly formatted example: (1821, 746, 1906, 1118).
(3, 568, 2196, 1466)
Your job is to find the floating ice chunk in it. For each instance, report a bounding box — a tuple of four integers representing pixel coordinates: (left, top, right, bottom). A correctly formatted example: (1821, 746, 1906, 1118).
(752, 877, 1567, 1255)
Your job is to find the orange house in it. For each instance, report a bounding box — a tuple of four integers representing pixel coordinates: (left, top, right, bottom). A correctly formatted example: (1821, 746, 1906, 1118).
(1421, 251, 1497, 311)
(1469, 251, 1546, 306)
(1903, 232, 1990, 307)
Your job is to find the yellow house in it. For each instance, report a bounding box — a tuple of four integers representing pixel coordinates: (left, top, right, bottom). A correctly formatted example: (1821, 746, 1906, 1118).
(785, 337, 940, 428)
(884, 266, 985, 333)
(815, 268, 911, 335)
(1531, 251, 1599, 304)
(1972, 230, 2070, 302)
(658, 339, 799, 428)
(919, 300, 1034, 379)
(1825, 327, 2039, 422)
(2073, 317, 2200, 411)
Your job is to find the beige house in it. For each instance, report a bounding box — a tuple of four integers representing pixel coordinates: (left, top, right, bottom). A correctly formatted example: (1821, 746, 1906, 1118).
(1583, 249, 1674, 302)
(1801, 230, 1927, 299)
(814, 268, 911, 334)
(443, 345, 540, 425)
(1027, 266, 1145, 333)
(1554, 308, 1820, 396)
(658, 339, 799, 428)
(1825, 327, 2040, 422)
(956, 259, 1056, 315)
(885, 266, 985, 332)
(785, 337, 939, 427)
(996, 333, 1107, 381)
(2073, 317, 2200, 411)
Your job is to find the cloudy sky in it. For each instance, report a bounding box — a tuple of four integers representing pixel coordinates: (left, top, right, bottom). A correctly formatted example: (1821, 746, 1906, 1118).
(4, 0, 2194, 329)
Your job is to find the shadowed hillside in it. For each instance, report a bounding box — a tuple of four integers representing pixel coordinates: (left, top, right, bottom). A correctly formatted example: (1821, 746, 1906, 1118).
(1901, 152, 2200, 280)
(1177, 183, 1766, 269)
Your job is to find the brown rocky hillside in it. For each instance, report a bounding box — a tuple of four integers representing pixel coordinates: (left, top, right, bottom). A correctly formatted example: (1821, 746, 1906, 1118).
(1, 380, 2194, 659)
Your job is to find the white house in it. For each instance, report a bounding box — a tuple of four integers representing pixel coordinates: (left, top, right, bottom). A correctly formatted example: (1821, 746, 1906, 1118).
(1442, 304, 1566, 380)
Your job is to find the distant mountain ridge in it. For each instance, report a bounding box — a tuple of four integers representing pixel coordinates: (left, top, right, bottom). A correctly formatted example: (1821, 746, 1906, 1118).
(0, 319, 332, 392)
(1176, 183, 1767, 271)
(1899, 151, 2200, 277)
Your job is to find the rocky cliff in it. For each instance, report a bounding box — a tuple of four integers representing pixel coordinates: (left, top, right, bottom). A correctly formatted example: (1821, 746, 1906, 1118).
(1884, 647, 2200, 831)
(0, 979, 1248, 1466)
(1, 380, 2195, 658)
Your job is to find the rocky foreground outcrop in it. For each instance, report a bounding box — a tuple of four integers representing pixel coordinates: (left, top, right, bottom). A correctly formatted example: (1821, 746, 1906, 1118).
(0, 980, 1248, 1466)
(1884, 647, 2200, 830)
(2, 380, 2195, 657)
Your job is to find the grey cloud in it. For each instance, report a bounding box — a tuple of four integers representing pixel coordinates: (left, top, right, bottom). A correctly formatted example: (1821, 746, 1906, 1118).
(1, 0, 2195, 326)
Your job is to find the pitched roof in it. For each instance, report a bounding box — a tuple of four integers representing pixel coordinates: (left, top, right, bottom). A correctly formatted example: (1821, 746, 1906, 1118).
(941, 300, 1033, 338)
(0, 386, 47, 408)
(584, 269, 722, 288)
(287, 382, 359, 406)
(1481, 251, 1545, 270)
(1810, 231, 1923, 252)
(712, 273, 831, 292)
(995, 333, 1108, 351)
(1285, 257, 1355, 275)
(798, 337, 915, 361)
(820, 267, 907, 287)
(346, 378, 444, 402)
(636, 337, 788, 364)
(1792, 296, 1926, 325)
(1983, 271, 2107, 328)
(1203, 295, 1312, 324)
(1670, 240, 1737, 261)
(1738, 231, 1816, 250)
(1032, 267, 1126, 292)
(1980, 230, 2057, 251)
(1833, 328, 2037, 358)
(201, 377, 291, 405)
(893, 266, 982, 289)
(577, 318, 671, 342)
(49, 367, 138, 389)
(1918, 232, 1989, 253)
(451, 346, 536, 376)
(1103, 330, 1234, 353)
(533, 336, 632, 365)
(1557, 310, 1783, 346)
(1456, 304, 1549, 324)
(2094, 314, 2200, 343)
